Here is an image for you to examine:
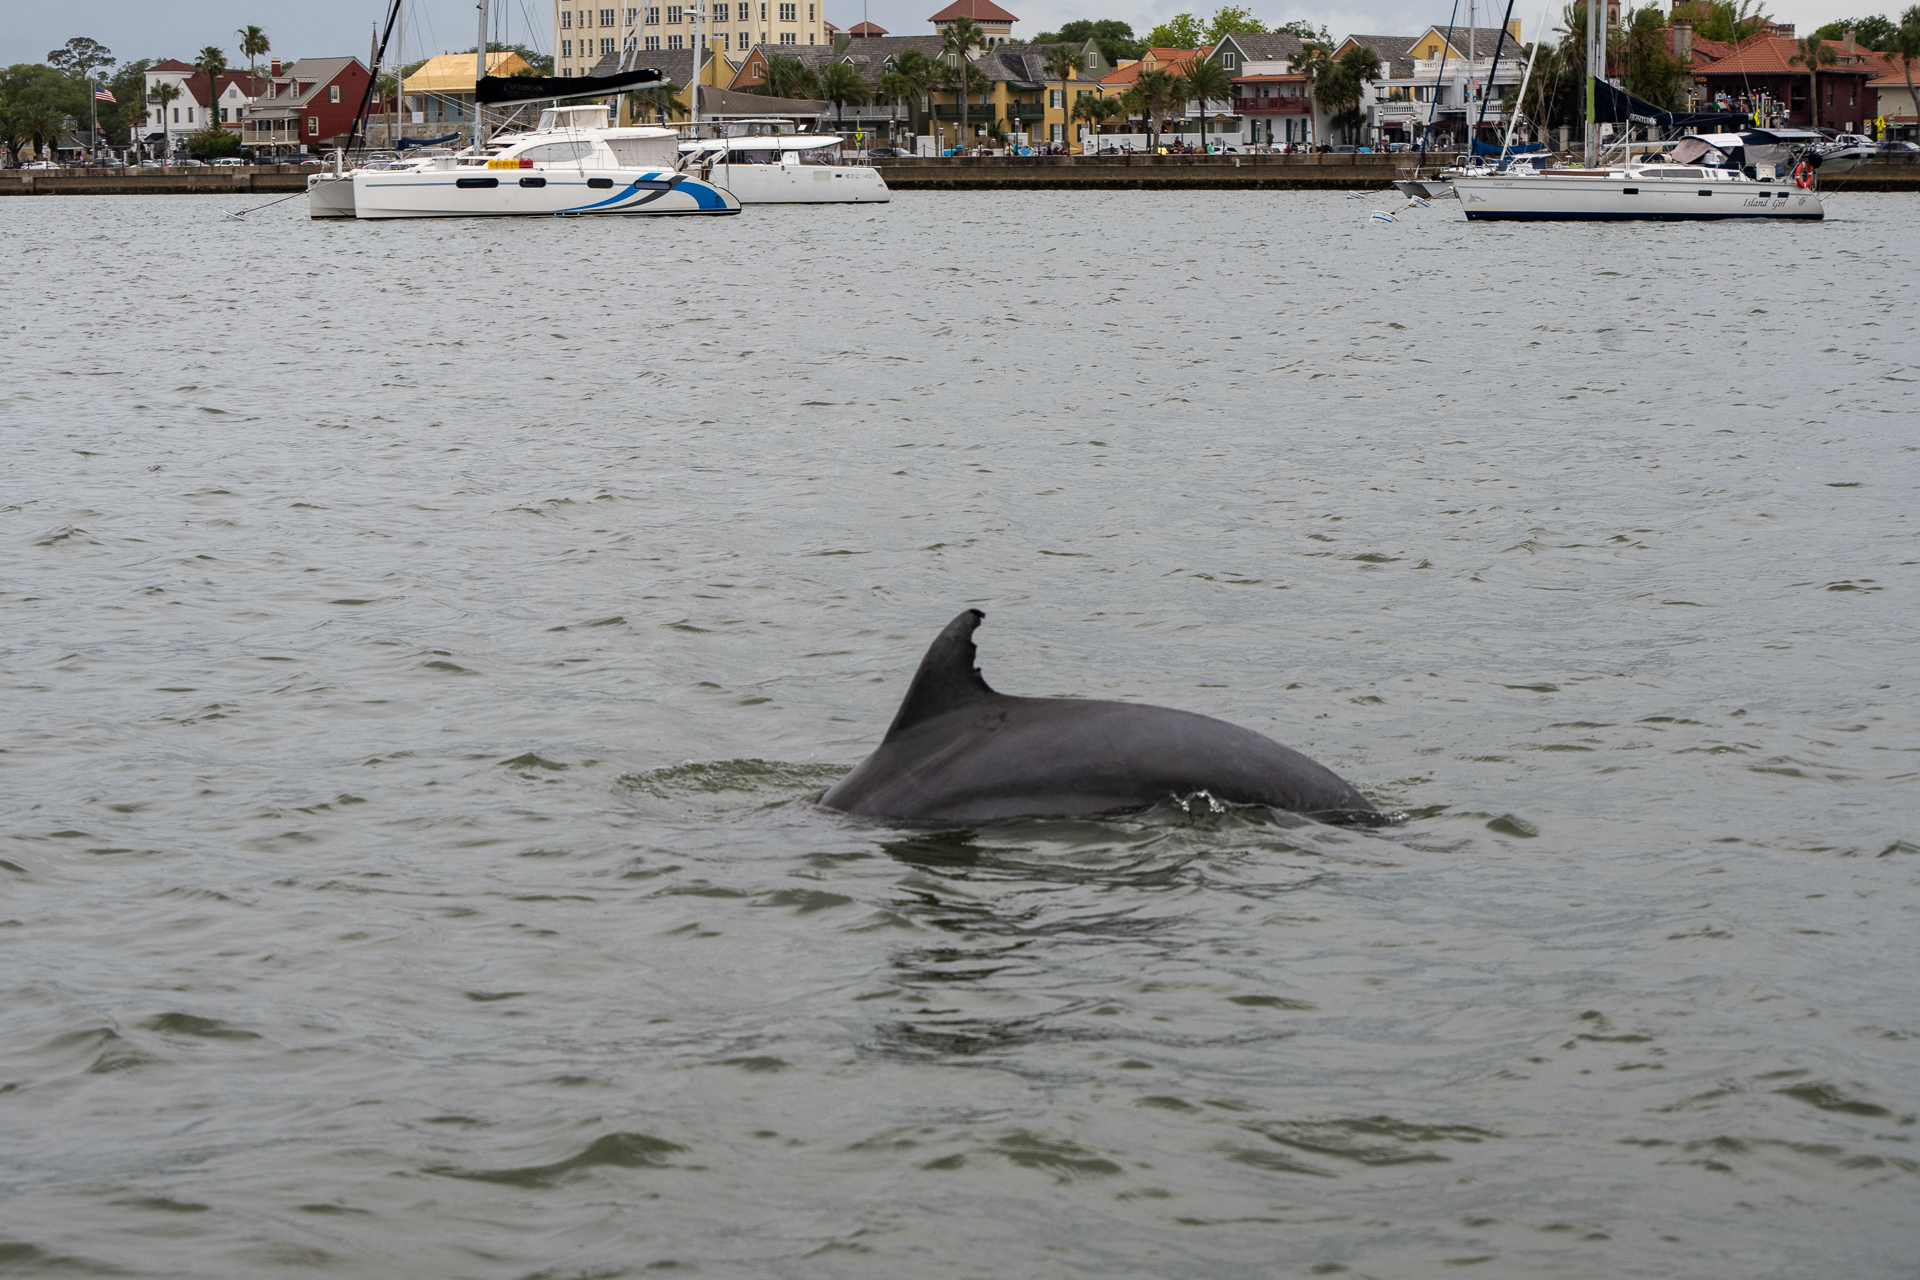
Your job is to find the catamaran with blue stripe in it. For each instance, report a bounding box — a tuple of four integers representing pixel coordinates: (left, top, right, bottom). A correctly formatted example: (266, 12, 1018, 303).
(315, 103, 740, 221)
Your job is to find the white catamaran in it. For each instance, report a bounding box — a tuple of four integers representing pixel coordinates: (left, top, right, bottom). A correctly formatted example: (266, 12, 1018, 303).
(308, 0, 737, 220)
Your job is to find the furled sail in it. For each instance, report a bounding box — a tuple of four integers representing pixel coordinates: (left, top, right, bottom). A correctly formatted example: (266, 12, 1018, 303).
(477, 68, 666, 103)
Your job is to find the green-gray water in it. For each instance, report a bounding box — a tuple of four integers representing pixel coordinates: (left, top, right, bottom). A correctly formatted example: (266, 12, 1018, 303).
(3, 191, 1916, 1278)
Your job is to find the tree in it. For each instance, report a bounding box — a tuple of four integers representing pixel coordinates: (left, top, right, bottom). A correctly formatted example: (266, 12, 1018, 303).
(1620, 5, 1687, 108)
(934, 57, 990, 150)
(1042, 43, 1080, 149)
(878, 48, 938, 146)
(1790, 34, 1836, 126)
(1143, 14, 1206, 49)
(1174, 55, 1234, 145)
(1811, 16, 1899, 49)
(1069, 89, 1109, 148)
(21, 102, 63, 160)
(194, 46, 229, 132)
(761, 55, 821, 100)
(939, 16, 987, 150)
(1888, 9, 1920, 143)
(237, 25, 271, 78)
(1125, 67, 1180, 147)
(46, 38, 114, 80)
(1206, 7, 1268, 42)
(819, 60, 868, 128)
(1032, 20, 1143, 63)
(104, 59, 151, 139)
(1272, 20, 1332, 42)
(1669, 0, 1771, 43)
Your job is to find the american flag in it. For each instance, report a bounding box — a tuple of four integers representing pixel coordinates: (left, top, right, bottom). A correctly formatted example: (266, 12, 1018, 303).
(95, 85, 116, 103)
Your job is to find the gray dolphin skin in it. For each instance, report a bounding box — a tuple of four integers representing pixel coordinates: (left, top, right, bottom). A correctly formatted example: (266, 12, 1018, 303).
(818, 610, 1379, 823)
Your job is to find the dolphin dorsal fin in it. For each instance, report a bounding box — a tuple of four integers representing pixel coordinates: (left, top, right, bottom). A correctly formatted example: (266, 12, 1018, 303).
(883, 609, 997, 740)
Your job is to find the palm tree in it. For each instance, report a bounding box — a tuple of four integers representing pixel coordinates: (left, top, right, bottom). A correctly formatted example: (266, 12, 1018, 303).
(1890, 9, 1920, 145)
(879, 48, 939, 150)
(819, 60, 869, 130)
(237, 25, 271, 79)
(936, 58, 991, 152)
(1069, 88, 1107, 151)
(1177, 55, 1234, 149)
(1042, 43, 1080, 151)
(1789, 35, 1835, 127)
(21, 104, 63, 163)
(194, 46, 230, 135)
(762, 55, 820, 100)
(940, 16, 987, 151)
(1128, 67, 1179, 150)
(147, 80, 181, 156)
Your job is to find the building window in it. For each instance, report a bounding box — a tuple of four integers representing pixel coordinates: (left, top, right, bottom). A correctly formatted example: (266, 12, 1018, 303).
(308, 116, 319, 132)
(563, 66, 572, 75)
(188, 107, 194, 122)
(669, 34, 683, 47)
(562, 39, 573, 55)
(600, 37, 614, 53)
(739, 30, 750, 48)
(1049, 89, 1061, 108)
(779, 2, 795, 19)
(1051, 123, 1062, 141)
(645, 6, 659, 21)
(809, 3, 815, 17)
(173, 107, 180, 122)
(601, 9, 616, 25)
(1085, 52, 1096, 69)
(668, 5, 683, 21)
(1221, 52, 1236, 69)
(561, 9, 572, 25)
(645, 34, 660, 48)
(760, 3, 766, 18)
(780, 31, 796, 43)
(329, 85, 341, 102)
(624, 35, 636, 49)
(626, 7, 638, 24)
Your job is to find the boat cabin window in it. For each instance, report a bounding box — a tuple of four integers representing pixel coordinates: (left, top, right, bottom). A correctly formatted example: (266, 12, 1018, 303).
(727, 148, 782, 164)
(519, 141, 595, 163)
(1643, 167, 1703, 179)
(796, 145, 841, 164)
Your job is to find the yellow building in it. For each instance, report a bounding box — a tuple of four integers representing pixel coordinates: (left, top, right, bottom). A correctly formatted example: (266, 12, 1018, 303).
(932, 43, 1100, 152)
(554, 0, 829, 81)
(1406, 21, 1523, 63)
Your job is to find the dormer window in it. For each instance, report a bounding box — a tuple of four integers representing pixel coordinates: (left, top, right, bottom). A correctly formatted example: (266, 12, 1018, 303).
(1221, 52, 1236, 69)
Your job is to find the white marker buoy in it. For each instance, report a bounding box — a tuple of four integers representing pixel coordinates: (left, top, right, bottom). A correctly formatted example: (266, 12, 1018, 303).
(1370, 210, 1397, 223)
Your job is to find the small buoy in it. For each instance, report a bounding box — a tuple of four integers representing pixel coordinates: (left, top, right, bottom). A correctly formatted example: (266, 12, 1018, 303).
(1346, 191, 1364, 199)
(1370, 210, 1397, 223)
(1406, 196, 1431, 209)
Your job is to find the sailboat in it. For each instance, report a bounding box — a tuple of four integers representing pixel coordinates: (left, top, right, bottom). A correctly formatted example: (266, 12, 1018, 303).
(309, 0, 737, 219)
(1446, 0, 1824, 220)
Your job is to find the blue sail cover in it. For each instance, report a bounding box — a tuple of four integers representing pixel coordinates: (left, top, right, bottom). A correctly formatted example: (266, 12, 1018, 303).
(1591, 78, 1750, 130)
(397, 132, 463, 150)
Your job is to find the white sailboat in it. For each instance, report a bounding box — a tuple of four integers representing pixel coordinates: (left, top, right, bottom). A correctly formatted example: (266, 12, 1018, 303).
(677, 123, 890, 204)
(309, 0, 736, 220)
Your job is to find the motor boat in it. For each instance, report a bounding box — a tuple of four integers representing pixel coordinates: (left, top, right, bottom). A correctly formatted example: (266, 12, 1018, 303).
(676, 122, 889, 204)
(309, 105, 739, 220)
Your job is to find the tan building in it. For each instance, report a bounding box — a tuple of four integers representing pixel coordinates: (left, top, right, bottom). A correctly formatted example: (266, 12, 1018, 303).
(553, 1, 827, 80)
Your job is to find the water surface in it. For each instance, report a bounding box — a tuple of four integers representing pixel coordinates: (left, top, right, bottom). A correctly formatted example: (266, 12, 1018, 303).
(2, 190, 1917, 1278)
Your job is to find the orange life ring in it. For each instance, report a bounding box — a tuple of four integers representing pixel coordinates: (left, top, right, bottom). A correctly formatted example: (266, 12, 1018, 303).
(1793, 161, 1812, 189)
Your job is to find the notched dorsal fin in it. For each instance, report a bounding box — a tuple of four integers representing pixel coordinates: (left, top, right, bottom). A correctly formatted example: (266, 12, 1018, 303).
(884, 609, 997, 739)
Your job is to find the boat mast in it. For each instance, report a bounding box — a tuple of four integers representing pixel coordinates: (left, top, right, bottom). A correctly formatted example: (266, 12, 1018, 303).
(1500, 3, 1550, 161)
(1584, 0, 1600, 165)
(691, 1, 703, 127)
(475, 0, 488, 150)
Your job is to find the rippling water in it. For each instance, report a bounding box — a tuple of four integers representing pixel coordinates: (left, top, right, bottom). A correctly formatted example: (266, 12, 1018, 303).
(3, 190, 1918, 1278)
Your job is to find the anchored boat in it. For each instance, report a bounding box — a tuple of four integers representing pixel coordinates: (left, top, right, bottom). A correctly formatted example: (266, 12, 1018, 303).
(676, 122, 889, 204)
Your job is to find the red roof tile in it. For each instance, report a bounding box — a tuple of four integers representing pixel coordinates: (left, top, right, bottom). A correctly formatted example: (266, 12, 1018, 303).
(928, 0, 1018, 24)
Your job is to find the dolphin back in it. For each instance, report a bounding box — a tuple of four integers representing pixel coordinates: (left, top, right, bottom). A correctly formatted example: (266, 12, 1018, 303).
(819, 611, 1378, 823)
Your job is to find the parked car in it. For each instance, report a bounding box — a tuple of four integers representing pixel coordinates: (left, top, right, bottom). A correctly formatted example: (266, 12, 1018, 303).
(1879, 140, 1919, 153)
(212, 157, 247, 166)
(169, 157, 207, 167)
(23, 160, 61, 170)
(139, 158, 166, 167)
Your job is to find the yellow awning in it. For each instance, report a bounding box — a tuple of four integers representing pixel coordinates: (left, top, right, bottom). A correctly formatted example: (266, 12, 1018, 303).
(404, 52, 530, 94)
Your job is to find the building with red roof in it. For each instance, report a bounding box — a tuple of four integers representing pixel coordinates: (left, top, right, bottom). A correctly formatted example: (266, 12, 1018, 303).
(929, 0, 1018, 46)
(1691, 30, 1882, 131)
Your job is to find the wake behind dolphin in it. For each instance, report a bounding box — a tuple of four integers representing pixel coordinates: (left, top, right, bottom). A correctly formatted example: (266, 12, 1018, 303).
(818, 610, 1381, 824)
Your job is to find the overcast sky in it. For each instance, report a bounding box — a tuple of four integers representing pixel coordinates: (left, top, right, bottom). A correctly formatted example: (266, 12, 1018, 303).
(6, 0, 1886, 71)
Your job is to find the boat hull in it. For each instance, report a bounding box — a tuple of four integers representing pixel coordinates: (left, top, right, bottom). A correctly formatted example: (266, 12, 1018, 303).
(307, 173, 357, 219)
(350, 168, 740, 219)
(1393, 178, 1454, 200)
(1453, 173, 1823, 221)
(704, 162, 889, 204)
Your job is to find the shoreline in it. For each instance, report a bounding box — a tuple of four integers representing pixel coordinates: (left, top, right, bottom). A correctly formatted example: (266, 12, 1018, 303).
(7, 155, 1917, 196)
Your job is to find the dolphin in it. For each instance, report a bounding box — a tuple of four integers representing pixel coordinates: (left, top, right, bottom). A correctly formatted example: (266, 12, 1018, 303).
(818, 610, 1380, 823)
